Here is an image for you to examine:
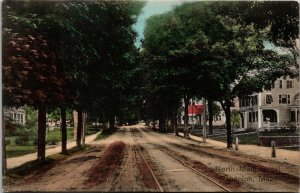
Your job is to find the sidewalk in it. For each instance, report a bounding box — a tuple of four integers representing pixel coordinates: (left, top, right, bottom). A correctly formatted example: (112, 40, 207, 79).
(7, 132, 100, 169)
(178, 132, 300, 166)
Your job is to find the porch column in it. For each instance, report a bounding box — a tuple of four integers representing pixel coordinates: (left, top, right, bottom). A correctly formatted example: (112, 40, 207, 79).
(258, 93, 262, 129)
(244, 112, 248, 129)
(276, 109, 280, 124)
(258, 108, 262, 129)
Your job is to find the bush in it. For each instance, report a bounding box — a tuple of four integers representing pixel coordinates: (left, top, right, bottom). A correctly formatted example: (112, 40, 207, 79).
(15, 135, 31, 146)
(32, 138, 38, 146)
(5, 139, 11, 145)
(47, 136, 60, 145)
(5, 118, 17, 137)
(246, 127, 256, 132)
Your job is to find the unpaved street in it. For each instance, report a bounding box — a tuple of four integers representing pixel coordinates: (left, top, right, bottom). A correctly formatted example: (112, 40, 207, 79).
(4, 124, 300, 192)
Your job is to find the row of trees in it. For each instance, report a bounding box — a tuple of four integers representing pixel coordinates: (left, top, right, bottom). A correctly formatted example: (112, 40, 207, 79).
(139, 1, 298, 148)
(3, 0, 145, 173)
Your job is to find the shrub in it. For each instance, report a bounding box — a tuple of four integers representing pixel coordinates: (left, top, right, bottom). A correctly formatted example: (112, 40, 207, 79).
(246, 127, 256, 132)
(5, 118, 17, 136)
(5, 139, 11, 145)
(32, 138, 38, 146)
(15, 135, 31, 146)
(47, 136, 60, 145)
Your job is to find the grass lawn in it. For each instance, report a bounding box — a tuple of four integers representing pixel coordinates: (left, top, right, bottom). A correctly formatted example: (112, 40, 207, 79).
(210, 133, 259, 145)
(6, 126, 100, 158)
(47, 127, 74, 141)
(210, 130, 299, 146)
(6, 145, 37, 158)
(86, 126, 101, 135)
(47, 125, 100, 140)
(6, 136, 36, 158)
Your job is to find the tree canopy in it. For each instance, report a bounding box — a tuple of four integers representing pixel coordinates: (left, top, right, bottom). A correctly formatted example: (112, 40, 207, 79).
(141, 1, 295, 147)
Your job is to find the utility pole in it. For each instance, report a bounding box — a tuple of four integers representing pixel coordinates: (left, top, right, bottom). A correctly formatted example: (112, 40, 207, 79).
(202, 98, 207, 143)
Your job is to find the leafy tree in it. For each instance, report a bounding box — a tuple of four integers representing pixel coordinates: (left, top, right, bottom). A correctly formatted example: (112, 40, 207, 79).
(142, 1, 295, 148)
(3, 1, 74, 160)
(209, 1, 299, 65)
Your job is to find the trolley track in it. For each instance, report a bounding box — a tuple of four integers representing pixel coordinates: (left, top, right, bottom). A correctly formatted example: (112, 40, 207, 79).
(130, 128, 164, 192)
(132, 127, 232, 192)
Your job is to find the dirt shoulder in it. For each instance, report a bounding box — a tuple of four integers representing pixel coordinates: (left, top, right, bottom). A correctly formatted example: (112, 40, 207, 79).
(177, 132, 300, 166)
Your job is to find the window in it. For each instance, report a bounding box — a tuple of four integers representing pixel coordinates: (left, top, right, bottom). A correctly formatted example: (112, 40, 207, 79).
(249, 112, 252, 122)
(291, 111, 296, 122)
(286, 80, 293, 88)
(247, 97, 251, 106)
(279, 80, 282, 88)
(20, 114, 24, 124)
(251, 95, 258, 106)
(279, 94, 290, 104)
(256, 111, 258, 122)
(266, 94, 273, 104)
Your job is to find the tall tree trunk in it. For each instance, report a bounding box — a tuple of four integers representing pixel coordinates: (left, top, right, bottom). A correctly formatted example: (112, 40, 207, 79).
(208, 99, 213, 134)
(158, 113, 166, 133)
(174, 110, 179, 136)
(82, 113, 86, 145)
(76, 109, 82, 148)
(2, 108, 7, 176)
(37, 104, 46, 161)
(171, 113, 175, 134)
(224, 100, 233, 148)
(73, 111, 77, 140)
(109, 116, 115, 130)
(184, 96, 190, 139)
(60, 106, 67, 154)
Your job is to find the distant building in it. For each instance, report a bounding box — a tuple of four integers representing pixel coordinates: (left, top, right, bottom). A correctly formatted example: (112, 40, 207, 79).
(239, 76, 299, 130)
(179, 99, 226, 126)
(4, 107, 26, 125)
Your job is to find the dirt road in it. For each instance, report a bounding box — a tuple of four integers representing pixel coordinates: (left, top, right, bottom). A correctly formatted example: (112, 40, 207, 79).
(4, 124, 300, 192)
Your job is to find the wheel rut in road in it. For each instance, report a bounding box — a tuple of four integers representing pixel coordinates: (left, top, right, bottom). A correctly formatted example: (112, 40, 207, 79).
(84, 141, 126, 187)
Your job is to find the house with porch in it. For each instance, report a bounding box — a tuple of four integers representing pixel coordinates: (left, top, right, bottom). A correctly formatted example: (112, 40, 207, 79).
(239, 76, 299, 130)
(4, 107, 26, 125)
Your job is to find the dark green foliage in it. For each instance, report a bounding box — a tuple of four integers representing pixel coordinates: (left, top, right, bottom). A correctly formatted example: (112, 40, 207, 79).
(142, 1, 295, 146)
(15, 135, 31, 146)
(47, 136, 60, 145)
(5, 139, 11, 146)
(3, 0, 145, 159)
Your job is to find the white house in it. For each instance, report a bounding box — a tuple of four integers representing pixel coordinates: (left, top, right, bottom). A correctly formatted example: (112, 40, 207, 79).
(238, 76, 299, 130)
(4, 107, 26, 125)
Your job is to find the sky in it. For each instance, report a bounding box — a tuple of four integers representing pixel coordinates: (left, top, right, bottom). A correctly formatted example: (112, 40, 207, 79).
(132, 0, 187, 48)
